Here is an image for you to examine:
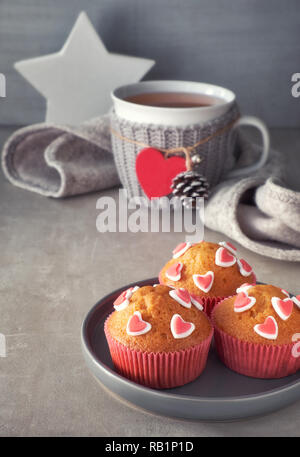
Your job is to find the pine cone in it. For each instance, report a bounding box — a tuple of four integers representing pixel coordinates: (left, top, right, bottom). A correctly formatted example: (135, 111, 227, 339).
(171, 170, 210, 208)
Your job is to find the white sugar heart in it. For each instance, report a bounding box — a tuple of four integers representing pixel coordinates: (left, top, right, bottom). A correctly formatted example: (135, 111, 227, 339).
(114, 298, 129, 311)
(169, 288, 191, 308)
(172, 242, 192, 259)
(292, 333, 300, 342)
(281, 289, 290, 298)
(126, 311, 152, 336)
(291, 334, 300, 358)
(170, 314, 195, 339)
(237, 258, 253, 277)
(236, 283, 254, 294)
(292, 295, 300, 309)
(234, 292, 256, 313)
(113, 285, 140, 311)
(292, 341, 300, 359)
(254, 316, 278, 340)
(215, 247, 236, 267)
(165, 262, 183, 281)
(218, 241, 237, 255)
(271, 297, 293, 321)
(190, 294, 204, 311)
(193, 271, 214, 293)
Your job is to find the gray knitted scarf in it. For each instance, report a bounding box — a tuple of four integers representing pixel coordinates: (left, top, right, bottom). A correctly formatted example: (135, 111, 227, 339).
(2, 112, 300, 261)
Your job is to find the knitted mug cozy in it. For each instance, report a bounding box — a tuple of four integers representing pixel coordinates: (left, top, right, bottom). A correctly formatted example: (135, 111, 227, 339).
(110, 103, 240, 199)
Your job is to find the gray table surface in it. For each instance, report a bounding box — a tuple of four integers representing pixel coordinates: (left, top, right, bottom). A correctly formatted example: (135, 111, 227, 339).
(0, 125, 299, 437)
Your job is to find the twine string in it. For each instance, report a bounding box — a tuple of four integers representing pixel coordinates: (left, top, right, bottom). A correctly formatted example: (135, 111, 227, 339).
(111, 115, 240, 171)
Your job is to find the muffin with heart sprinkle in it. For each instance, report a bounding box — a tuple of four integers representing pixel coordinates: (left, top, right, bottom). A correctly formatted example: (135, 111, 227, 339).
(159, 240, 256, 316)
(211, 283, 300, 378)
(105, 284, 213, 389)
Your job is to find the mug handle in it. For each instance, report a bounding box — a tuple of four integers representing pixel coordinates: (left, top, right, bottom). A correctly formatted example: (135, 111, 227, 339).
(226, 115, 270, 178)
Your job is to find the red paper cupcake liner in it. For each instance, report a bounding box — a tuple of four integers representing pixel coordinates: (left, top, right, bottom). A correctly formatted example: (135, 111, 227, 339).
(196, 296, 224, 317)
(211, 302, 300, 379)
(104, 318, 213, 389)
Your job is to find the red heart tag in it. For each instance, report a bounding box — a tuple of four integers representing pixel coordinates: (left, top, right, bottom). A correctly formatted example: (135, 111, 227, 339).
(271, 297, 293, 321)
(193, 271, 214, 293)
(215, 247, 236, 267)
(136, 148, 186, 199)
(169, 288, 191, 308)
(254, 316, 278, 340)
(170, 314, 195, 339)
(126, 311, 152, 336)
(166, 262, 183, 281)
(234, 292, 256, 313)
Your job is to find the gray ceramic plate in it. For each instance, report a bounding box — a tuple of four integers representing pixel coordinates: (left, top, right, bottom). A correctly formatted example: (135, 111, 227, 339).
(81, 278, 300, 421)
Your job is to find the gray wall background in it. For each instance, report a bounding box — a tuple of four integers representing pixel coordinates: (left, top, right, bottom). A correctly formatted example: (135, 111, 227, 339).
(0, 0, 299, 127)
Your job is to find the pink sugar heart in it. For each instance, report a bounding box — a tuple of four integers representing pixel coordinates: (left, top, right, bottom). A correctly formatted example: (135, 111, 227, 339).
(113, 286, 139, 311)
(215, 247, 236, 267)
(236, 283, 255, 294)
(169, 288, 191, 308)
(237, 258, 253, 277)
(281, 289, 290, 297)
(254, 316, 278, 340)
(166, 262, 183, 281)
(234, 292, 256, 313)
(170, 314, 195, 339)
(292, 333, 300, 342)
(193, 271, 214, 293)
(219, 241, 237, 255)
(271, 297, 293, 321)
(126, 311, 152, 336)
(190, 293, 204, 311)
(172, 242, 192, 259)
(113, 290, 129, 311)
(114, 290, 127, 307)
(291, 333, 300, 360)
(292, 295, 300, 309)
(292, 341, 300, 359)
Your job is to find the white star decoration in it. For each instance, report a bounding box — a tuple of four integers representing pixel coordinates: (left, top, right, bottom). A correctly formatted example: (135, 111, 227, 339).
(15, 11, 155, 124)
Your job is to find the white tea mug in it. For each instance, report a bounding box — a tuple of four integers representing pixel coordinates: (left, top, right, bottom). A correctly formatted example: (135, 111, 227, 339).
(112, 80, 270, 179)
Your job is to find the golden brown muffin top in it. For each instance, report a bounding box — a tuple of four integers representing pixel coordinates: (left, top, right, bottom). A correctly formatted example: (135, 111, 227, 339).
(159, 241, 256, 298)
(212, 284, 300, 345)
(107, 285, 212, 353)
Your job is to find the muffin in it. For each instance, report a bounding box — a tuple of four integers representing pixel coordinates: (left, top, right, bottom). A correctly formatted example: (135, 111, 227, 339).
(159, 240, 256, 316)
(105, 284, 213, 388)
(212, 284, 300, 378)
